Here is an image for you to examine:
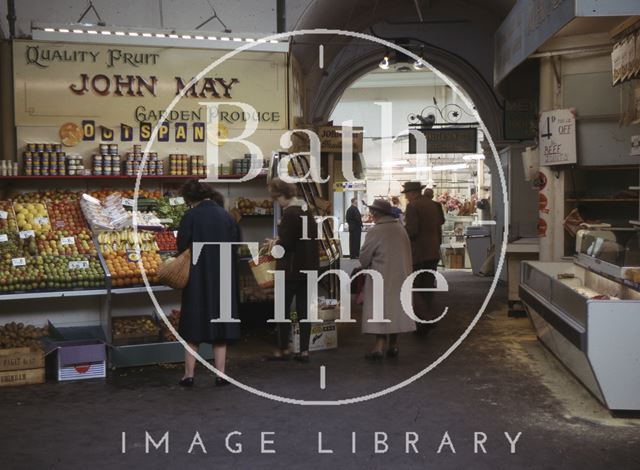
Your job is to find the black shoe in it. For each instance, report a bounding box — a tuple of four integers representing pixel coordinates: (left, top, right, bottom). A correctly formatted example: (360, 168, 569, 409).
(215, 377, 230, 387)
(365, 351, 384, 361)
(294, 354, 310, 363)
(178, 377, 194, 387)
(386, 347, 399, 358)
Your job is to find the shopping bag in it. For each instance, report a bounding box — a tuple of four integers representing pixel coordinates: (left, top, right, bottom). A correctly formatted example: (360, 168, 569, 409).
(249, 244, 276, 288)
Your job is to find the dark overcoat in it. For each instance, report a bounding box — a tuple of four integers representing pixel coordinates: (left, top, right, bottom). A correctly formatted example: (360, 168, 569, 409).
(177, 200, 240, 343)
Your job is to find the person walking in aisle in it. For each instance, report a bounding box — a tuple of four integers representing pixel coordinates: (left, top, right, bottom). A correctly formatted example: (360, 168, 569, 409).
(359, 199, 416, 359)
(391, 196, 404, 224)
(345, 197, 363, 259)
(266, 178, 319, 363)
(402, 181, 445, 336)
(176, 180, 241, 387)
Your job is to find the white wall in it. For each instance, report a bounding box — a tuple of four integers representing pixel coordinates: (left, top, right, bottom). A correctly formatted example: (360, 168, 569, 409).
(329, 81, 479, 199)
(0, 0, 279, 39)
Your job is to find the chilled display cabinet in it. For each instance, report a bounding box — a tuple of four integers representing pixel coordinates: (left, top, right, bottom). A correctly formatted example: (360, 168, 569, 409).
(520, 231, 640, 412)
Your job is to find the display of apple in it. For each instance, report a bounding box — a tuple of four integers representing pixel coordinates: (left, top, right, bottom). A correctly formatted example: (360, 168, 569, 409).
(13, 202, 51, 233)
(36, 229, 96, 257)
(0, 201, 18, 234)
(47, 200, 89, 231)
(0, 254, 105, 293)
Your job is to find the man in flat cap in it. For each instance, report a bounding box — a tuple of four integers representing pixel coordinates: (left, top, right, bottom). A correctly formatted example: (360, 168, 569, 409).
(402, 182, 445, 335)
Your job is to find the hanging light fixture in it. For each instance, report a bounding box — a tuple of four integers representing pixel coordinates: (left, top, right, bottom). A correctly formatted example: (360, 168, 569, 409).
(413, 46, 426, 70)
(378, 49, 391, 70)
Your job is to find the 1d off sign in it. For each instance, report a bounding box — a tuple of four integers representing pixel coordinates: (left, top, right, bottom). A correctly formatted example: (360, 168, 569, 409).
(539, 109, 576, 166)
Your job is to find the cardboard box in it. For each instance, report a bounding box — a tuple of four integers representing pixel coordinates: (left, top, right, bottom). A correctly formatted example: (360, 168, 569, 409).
(44, 323, 107, 382)
(292, 321, 338, 353)
(45, 339, 106, 382)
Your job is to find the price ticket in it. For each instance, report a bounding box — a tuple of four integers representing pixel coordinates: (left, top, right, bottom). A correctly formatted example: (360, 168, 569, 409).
(60, 236, 76, 246)
(19, 230, 35, 239)
(122, 198, 135, 207)
(0, 211, 8, 219)
(35, 217, 49, 225)
(0, 234, 8, 243)
(169, 197, 185, 206)
(12, 257, 27, 267)
(68, 260, 89, 270)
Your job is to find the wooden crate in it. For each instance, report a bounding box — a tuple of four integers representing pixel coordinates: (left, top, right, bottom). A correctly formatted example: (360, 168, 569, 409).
(0, 348, 45, 387)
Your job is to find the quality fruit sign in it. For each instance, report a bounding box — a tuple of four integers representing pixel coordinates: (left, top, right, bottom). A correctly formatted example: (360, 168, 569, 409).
(539, 109, 577, 166)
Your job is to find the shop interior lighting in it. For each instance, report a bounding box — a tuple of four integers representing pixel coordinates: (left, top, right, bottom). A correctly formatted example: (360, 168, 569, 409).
(379, 52, 391, 70)
(462, 154, 485, 161)
(432, 163, 469, 171)
(31, 23, 289, 53)
(413, 46, 427, 70)
(382, 159, 410, 167)
(403, 166, 432, 172)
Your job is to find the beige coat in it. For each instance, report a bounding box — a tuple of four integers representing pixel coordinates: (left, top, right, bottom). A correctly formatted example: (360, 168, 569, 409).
(359, 216, 416, 334)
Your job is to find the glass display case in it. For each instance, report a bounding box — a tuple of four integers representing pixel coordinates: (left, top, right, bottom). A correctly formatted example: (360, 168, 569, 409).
(519, 230, 640, 411)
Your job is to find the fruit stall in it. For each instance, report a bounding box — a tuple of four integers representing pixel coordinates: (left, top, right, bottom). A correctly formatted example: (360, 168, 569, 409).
(0, 169, 277, 369)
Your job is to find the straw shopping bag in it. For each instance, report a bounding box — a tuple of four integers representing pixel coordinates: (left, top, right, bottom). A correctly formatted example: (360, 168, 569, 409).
(249, 244, 276, 289)
(157, 248, 191, 289)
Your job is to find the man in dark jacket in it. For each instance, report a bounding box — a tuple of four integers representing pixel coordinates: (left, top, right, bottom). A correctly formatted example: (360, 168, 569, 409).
(403, 182, 445, 334)
(345, 198, 363, 259)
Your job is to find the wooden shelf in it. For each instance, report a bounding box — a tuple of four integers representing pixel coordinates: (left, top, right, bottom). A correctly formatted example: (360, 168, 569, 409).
(0, 173, 267, 181)
(0, 175, 194, 181)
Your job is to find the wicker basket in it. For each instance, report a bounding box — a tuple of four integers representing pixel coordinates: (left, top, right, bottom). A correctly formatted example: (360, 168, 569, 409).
(157, 248, 191, 289)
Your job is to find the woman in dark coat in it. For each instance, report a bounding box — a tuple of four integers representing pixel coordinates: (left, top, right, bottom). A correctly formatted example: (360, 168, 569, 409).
(266, 178, 319, 363)
(176, 180, 240, 387)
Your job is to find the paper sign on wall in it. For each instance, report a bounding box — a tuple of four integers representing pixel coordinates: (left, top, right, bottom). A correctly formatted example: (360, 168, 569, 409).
(539, 109, 577, 166)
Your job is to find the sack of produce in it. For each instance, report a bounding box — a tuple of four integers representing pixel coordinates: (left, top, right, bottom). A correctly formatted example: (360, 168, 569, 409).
(157, 248, 191, 289)
(249, 244, 276, 289)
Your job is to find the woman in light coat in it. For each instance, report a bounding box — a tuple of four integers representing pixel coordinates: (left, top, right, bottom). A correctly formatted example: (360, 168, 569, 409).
(359, 199, 416, 360)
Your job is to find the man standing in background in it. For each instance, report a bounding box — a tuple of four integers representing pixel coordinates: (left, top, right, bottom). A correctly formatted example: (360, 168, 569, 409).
(403, 182, 445, 335)
(346, 197, 363, 259)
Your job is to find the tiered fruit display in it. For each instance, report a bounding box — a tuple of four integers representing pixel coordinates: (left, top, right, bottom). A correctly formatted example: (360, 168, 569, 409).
(0, 201, 18, 234)
(0, 254, 105, 293)
(235, 197, 274, 215)
(36, 229, 97, 256)
(0, 322, 49, 349)
(47, 200, 89, 231)
(103, 250, 162, 287)
(13, 202, 51, 233)
(97, 228, 159, 254)
(155, 231, 177, 252)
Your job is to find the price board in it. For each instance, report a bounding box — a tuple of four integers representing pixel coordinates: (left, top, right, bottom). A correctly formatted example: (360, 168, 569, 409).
(539, 109, 577, 166)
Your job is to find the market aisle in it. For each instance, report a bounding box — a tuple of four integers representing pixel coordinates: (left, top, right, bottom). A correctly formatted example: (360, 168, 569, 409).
(1, 272, 639, 470)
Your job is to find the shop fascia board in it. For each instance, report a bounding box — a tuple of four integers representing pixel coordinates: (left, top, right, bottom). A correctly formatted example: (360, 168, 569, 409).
(31, 23, 289, 53)
(494, 0, 640, 86)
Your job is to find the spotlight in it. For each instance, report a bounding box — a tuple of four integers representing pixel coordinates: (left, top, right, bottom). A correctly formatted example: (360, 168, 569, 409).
(379, 54, 390, 70)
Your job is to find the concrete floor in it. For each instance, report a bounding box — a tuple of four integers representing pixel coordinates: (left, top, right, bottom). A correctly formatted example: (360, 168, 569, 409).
(1, 271, 639, 469)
